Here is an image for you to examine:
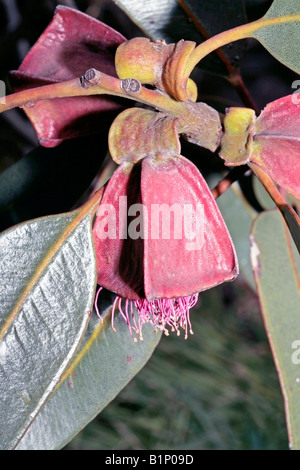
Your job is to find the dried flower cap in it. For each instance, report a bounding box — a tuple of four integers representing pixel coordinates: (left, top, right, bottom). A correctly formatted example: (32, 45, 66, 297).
(9, 6, 126, 147)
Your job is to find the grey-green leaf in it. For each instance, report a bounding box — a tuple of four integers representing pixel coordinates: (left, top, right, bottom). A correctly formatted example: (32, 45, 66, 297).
(253, 177, 276, 211)
(0, 209, 97, 449)
(253, 0, 300, 74)
(214, 181, 257, 290)
(251, 209, 300, 449)
(16, 300, 162, 450)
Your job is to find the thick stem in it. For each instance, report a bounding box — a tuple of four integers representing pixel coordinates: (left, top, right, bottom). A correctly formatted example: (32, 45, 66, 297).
(185, 15, 300, 78)
(178, 0, 259, 112)
(0, 70, 184, 117)
(0, 69, 222, 152)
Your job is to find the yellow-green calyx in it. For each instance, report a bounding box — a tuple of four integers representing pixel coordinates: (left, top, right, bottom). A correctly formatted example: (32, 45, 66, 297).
(115, 37, 198, 102)
(219, 107, 256, 166)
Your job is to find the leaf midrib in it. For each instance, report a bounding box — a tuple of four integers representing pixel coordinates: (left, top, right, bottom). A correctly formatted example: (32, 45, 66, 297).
(0, 190, 103, 341)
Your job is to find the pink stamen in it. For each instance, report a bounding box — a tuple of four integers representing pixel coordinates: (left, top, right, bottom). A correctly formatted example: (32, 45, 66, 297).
(94, 288, 198, 341)
(118, 296, 127, 322)
(111, 295, 119, 332)
(130, 299, 139, 333)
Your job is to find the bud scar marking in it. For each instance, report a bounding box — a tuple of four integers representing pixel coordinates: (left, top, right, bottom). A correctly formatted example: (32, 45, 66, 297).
(120, 78, 141, 94)
(80, 68, 101, 89)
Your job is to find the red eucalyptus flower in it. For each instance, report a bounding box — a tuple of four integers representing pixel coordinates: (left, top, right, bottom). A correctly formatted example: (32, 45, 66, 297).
(220, 94, 300, 200)
(93, 109, 238, 340)
(9, 6, 126, 147)
(7, 7, 241, 339)
(252, 95, 300, 200)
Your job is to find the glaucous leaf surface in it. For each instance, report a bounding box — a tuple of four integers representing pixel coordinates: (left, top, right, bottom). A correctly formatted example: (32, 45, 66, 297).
(16, 299, 162, 450)
(0, 205, 98, 449)
(251, 209, 300, 449)
(253, 0, 300, 74)
(216, 183, 256, 290)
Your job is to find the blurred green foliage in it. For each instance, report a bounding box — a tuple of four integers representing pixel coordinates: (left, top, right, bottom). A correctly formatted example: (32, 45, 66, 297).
(66, 280, 288, 450)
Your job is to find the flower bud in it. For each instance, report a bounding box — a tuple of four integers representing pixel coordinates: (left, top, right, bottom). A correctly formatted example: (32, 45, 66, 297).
(115, 37, 197, 102)
(115, 38, 172, 85)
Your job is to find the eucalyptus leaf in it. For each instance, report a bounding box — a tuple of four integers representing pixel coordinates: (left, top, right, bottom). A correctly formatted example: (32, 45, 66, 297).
(16, 297, 162, 450)
(253, 0, 300, 74)
(0, 202, 99, 449)
(250, 209, 300, 449)
(253, 177, 275, 211)
(213, 180, 257, 290)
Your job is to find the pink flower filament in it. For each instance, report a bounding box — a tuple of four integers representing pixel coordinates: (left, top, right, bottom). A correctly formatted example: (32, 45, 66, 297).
(95, 287, 198, 341)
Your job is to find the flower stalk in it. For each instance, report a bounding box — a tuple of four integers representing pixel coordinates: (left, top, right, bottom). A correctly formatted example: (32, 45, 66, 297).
(184, 14, 300, 78)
